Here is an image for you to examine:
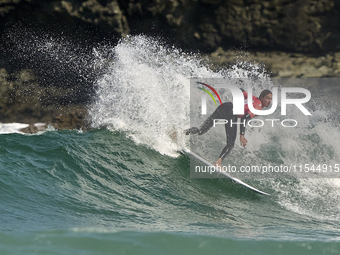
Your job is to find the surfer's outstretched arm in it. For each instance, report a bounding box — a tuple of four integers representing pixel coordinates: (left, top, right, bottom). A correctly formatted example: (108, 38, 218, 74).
(184, 116, 215, 135)
(184, 103, 233, 135)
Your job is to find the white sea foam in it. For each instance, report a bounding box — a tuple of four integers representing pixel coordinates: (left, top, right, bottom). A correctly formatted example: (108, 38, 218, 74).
(0, 123, 29, 134)
(89, 35, 269, 156)
(89, 35, 340, 221)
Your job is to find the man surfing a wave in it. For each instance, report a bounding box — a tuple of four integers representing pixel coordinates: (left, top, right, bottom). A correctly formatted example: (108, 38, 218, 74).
(184, 89, 272, 168)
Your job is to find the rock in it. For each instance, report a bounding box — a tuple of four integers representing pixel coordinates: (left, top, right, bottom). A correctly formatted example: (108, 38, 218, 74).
(19, 123, 47, 133)
(208, 49, 340, 78)
(0, 69, 89, 131)
(0, 68, 9, 87)
(1, 0, 340, 132)
(2, 0, 340, 54)
(54, 0, 130, 35)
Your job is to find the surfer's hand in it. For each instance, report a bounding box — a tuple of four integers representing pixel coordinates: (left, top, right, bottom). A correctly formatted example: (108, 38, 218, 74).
(240, 135, 247, 147)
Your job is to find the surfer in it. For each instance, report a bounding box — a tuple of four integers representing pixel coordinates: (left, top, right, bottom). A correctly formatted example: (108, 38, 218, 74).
(184, 89, 272, 168)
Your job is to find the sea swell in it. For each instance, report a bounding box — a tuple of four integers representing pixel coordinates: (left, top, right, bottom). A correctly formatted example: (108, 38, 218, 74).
(0, 129, 340, 242)
(1, 35, 340, 255)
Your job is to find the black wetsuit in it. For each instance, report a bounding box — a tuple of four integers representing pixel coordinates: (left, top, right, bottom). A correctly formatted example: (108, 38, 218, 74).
(186, 102, 251, 160)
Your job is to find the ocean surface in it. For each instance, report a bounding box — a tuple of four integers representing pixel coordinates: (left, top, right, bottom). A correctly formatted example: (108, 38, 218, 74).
(1, 35, 340, 254)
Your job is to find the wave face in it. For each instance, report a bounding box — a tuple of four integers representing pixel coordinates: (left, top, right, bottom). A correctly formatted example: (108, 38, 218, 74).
(1, 129, 340, 255)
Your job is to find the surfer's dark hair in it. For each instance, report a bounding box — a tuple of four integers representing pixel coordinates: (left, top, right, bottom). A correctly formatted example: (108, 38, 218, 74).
(259, 90, 272, 98)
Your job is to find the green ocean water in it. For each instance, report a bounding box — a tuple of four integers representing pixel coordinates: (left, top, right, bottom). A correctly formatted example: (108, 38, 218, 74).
(1, 34, 340, 254)
(0, 129, 340, 254)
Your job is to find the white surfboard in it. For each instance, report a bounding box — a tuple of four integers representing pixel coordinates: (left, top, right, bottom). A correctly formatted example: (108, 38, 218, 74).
(167, 128, 270, 196)
(185, 149, 270, 196)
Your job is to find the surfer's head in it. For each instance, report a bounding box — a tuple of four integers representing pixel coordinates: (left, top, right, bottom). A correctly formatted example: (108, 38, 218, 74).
(259, 90, 272, 108)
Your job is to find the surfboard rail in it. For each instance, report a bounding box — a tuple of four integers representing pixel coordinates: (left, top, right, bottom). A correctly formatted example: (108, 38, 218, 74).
(185, 149, 270, 196)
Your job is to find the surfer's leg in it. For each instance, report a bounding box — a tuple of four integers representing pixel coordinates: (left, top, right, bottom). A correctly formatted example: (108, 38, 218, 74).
(218, 115, 238, 160)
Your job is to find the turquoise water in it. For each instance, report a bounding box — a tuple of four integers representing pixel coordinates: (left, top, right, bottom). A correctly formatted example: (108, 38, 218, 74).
(1, 129, 340, 254)
(1, 35, 340, 254)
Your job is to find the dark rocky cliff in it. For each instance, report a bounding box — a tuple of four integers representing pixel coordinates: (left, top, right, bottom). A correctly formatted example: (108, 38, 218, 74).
(1, 0, 339, 129)
(2, 0, 339, 53)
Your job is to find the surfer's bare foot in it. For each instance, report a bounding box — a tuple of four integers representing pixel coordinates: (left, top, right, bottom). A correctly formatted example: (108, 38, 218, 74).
(215, 158, 222, 168)
(168, 129, 177, 141)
